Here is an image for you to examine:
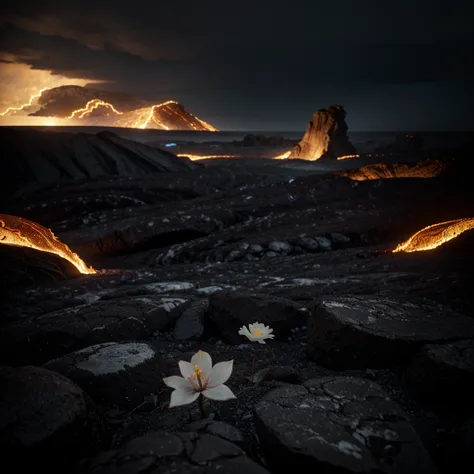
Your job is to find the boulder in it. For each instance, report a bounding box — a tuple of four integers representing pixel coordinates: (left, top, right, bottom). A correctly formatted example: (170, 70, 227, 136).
(207, 292, 306, 344)
(403, 339, 474, 405)
(43, 342, 166, 409)
(0, 296, 177, 366)
(307, 296, 474, 368)
(78, 430, 270, 474)
(254, 377, 437, 474)
(289, 105, 356, 160)
(173, 299, 209, 340)
(0, 366, 101, 470)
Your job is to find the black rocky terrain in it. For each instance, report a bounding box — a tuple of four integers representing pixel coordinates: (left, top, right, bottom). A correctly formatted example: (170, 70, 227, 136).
(1, 134, 473, 474)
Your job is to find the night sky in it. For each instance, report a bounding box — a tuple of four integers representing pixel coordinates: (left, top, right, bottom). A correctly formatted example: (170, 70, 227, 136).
(1, 0, 473, 131)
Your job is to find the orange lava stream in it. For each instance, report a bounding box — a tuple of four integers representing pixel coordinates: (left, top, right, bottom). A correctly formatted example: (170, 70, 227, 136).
(273, 151, 291, 160)
(393, 217, 474, 253)
(66, 99, 123, 119)
(0, 214, 96, 275)
(177, 153, 236, 161)
(134, 101, 179, 129)
(0, 88, 50, 116)
(337, 154, 360, 160)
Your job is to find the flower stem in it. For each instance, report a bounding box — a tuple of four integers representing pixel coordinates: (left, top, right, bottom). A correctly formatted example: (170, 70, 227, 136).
(198, 394, 206, 418)
(249, 346, 257, 384)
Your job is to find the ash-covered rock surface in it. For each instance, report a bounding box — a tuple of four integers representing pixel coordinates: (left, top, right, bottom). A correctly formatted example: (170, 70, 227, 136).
(1, 132, 474, 474)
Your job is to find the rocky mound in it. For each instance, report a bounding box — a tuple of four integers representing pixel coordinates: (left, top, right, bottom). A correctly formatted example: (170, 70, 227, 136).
(111, 101, 218, 131)
(0, 128, 200, 198)
(289, 105, 356, 160)
(337, 158, 446, 180)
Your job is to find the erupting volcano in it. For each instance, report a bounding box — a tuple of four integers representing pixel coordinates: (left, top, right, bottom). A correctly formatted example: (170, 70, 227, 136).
(393, 218, 474, 253)
(0, 215, 96, 275)
(0, 85, 218, 131)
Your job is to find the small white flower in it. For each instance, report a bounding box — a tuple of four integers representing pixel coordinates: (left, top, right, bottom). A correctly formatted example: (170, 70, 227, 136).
(163, 350, 236, 408)
(238, 322, 275, 344)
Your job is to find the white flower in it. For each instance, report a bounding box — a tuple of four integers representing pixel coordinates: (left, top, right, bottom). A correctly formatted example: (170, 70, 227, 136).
(163, 350, 236, 408)
(238, 322, 275, 344)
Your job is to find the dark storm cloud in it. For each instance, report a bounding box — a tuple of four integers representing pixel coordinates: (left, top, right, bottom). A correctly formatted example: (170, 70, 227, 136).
(1, 0, 473, 129)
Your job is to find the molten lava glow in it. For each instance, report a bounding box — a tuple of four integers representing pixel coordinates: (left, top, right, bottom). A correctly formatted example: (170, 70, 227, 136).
(274, 151, 292, 160)
(177, 154, 236, 161)
(393, 217, 474, 253)
(134, 101, 179, 129)
(0, 88, 49, 116)
(66, 99, 123, 119)
(337, 154, 360, 160)
(0, 214, 96, 275)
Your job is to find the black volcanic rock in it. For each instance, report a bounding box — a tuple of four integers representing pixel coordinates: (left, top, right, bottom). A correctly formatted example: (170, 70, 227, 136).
(254, 377, 438, 474)
(0, 366, 101, 471)
(307, 296, 474, 368)
(207, 292, 307, 344)
(289, 105, 356, 160)
(403, 338, 474, 405)
(0, 296, 185, 366)
(0, 127, 199, 198)
(43, 341, 166, 409)
(78, 431, 270, 474)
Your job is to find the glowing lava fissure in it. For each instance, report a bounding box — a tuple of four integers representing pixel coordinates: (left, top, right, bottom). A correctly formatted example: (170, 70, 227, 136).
(0, 214, 96, 275)
(274, 151, 292, 160)
(177, 153, 236, 161)
(66, 99, 123, 119)
(0, 88, 50, 116)
(393, 217, 474, 253)
(1, 87, 218, 131)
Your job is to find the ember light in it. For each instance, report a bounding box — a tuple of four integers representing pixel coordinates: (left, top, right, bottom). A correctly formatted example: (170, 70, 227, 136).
(393, 217, 474, 253)
(0, 214, 96, 275)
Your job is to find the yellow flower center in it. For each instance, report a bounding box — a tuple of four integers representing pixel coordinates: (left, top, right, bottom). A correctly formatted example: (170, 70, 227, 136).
(252, 328, 262, 337)
(193, 364, 204, 378)
(192, 364, 206, 390)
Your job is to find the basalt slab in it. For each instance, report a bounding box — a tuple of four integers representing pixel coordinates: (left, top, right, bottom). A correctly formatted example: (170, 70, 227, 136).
(0, 366, 101, 471)
(207, 292, 307, 344)
(307, 296, 474, 368)
(77, 430, 270, 474)
(254, 376, 437, 474)
(43, 341, 166, 409)
(0, 296, 185, 366)
(403, 338, 474, 405)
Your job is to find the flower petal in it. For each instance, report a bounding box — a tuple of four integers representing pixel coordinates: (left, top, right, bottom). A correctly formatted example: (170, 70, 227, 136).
(191, 350, 212, 378)
(257, 339, 266, 344)
(203, 384, 237, 401)
(179, 360, 194, 379)
(169, 388, 200, 408)
(208, 360, 233, 387)
(163, 376, 189, 390)
(239, 326, 254, 341)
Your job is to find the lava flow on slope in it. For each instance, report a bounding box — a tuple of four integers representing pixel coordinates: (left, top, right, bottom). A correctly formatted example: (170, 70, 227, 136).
(393, 217, 474, 253)
(0, 85, 218, 131)
(0, 214, 96, 275)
